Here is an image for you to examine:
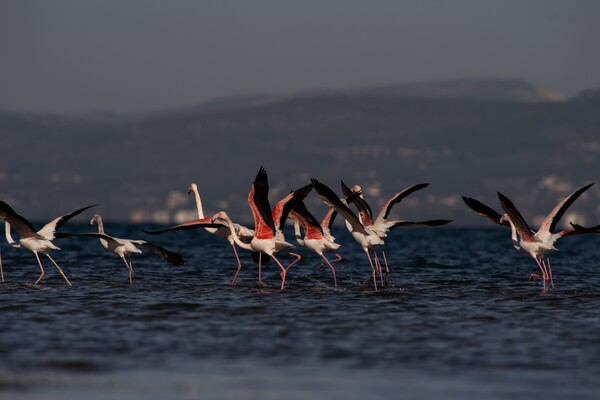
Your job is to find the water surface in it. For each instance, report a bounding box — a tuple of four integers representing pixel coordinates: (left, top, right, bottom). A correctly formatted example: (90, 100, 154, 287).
(1, 227, 598, 399)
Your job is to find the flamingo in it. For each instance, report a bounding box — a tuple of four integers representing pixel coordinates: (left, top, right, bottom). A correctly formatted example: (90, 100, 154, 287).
(462, 182, 594, 289)
(146, 169, 312, 289)
(0, 200, 96, 286)
(242, 167, 314, 289)
(290, 199, 341, 286)
(208, 211, 279, 285)
(187, 182, 254, 284)
(341, 181, 452, 279)
(311, 178, 385, 290)
(214, 167, 311, 289)
(57, 214, 184, 285)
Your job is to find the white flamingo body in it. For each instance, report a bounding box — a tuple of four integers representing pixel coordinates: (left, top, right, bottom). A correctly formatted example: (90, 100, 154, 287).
(60, 214, 184, 285)
(18, 235, 61, 253)
(341, 181, 451, 283)
(290, 201, 341, 286)
(311, 178, 386, 290)
(239, 167, 313, 289)
(188, 182, 253, 283)
(463, 183, 594, 290)
(0, 201, 96, 285)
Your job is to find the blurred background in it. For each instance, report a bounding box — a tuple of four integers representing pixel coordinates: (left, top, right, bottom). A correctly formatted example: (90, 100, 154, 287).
(1, 0, 599, 226)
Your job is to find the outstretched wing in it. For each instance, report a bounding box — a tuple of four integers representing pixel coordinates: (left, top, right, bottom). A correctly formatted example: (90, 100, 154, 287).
(341, 181, 372, 225)
(290, 198, 324, 237)
(142, 218, 223, 235)
(321, 207, 338, 234)
(273, 183, 313, 232)
(539, 183, 594, 234)
(569, 222, 600, 234)
(388, 219, 453, 229)
(37, 204, 98, 240)
(248, 166, 276, 238)
(498, 192, 535, 241)
(0, 200, 38, 238)
(136, 241, 184, 266)
(375, 183, 430, 223)
(311, 178, 366, 234)
(462, 196, 509, 226)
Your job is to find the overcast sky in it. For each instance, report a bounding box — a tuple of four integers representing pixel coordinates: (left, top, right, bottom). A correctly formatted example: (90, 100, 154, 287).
(1, 0, 599, 115)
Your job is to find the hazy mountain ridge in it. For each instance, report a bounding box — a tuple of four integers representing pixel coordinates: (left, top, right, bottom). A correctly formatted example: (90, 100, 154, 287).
(1, 80, 599, 227)
(140, 78, 566, 119)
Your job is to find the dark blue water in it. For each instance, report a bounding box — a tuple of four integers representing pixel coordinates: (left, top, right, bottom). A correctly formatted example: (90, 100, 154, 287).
(1, 226, 599, 399)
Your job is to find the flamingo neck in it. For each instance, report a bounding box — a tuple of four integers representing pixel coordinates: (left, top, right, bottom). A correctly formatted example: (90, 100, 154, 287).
(293, 219, 303, 241)
(94, 217, 105, 234)
(219, 214, 253, 251)
(4, 222, 18, 246)
(504, 216, 521, 250)
(292, 219, 305, 246)
(191, 186, 204, 219)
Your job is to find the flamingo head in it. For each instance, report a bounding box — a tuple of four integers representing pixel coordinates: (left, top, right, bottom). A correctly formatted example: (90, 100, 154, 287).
(499, 214, 510, 224)
(351, 185, 363, 197)
(90, 214, 102, 225)
(212, 211, 228, 223)
(187, 183, 198, 195)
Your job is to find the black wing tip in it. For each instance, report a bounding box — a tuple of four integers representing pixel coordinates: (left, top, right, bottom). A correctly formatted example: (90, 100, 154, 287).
(0, 200, 18, 215)
(294, 182, 314, 197)
(570, 222, 600, 232)
(163, 251, 184, 266)
(497, 192, 516, 210)
(54, 232, 73, 239)
(574, 182, 595, 196)
(310, 178, 327, 191)
(74, 203, 99, 213)
(172, 255, 185, 266)
(462, 196, 482, 208)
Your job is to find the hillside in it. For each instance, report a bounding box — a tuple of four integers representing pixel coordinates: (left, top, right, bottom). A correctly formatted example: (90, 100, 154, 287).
(0, 81, 599, 227)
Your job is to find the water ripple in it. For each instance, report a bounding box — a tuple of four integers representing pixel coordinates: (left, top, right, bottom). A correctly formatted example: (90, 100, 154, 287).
(0, 228, 599, 399)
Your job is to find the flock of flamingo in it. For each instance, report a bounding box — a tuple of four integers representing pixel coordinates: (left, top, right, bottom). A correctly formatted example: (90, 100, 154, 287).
(0, 167, 598, 291)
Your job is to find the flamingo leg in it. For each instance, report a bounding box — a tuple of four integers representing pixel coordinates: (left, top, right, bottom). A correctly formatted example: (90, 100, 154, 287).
(534, 256, 547, 292)
(382, 250, 390, 274)
(0, 247, 4, 283)
(121, 255, 133, 285)
(365, 249, 378, 291)
(316, 253, 342, 271)
(230, 243, 242, 285)
(528, 272, 540, 282)
(128, 257, 134, 285)
(545, 257, 554, 289)
(373, 251, 384, 286)
(34, 252, 45, 285)
(330, 253, 342, 263)
(257, 253, 264, 288)
(320, 254, 337, 287)
(46, 254, 72, 286)
(285, 252, 302, 272)
(271, 254, 288, 290)
(274, 252, 302, 290)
